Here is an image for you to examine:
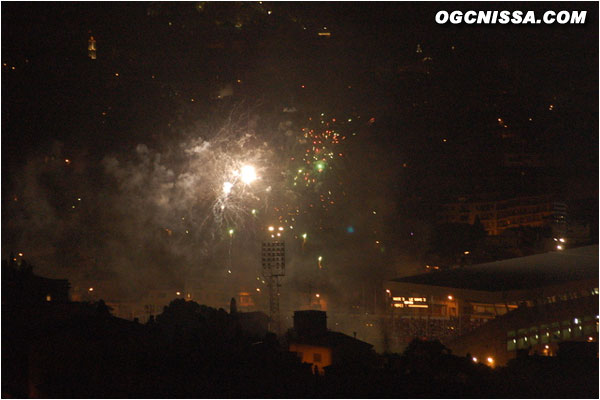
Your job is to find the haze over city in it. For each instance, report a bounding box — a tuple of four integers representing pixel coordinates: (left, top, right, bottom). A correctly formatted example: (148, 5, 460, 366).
(2, 2, 598, 398)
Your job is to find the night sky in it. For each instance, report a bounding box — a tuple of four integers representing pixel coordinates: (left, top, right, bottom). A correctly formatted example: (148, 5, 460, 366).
(2, 2, 598, 307)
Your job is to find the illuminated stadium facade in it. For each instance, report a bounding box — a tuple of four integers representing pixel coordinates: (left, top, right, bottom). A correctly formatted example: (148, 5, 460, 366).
(385, 245, 598, 365)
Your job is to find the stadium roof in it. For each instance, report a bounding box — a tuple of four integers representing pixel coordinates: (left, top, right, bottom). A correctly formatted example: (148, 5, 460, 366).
(392, 245, 598, 292)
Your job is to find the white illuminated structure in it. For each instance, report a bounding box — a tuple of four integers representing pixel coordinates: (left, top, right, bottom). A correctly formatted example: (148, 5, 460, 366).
(262, 226, 285, 335)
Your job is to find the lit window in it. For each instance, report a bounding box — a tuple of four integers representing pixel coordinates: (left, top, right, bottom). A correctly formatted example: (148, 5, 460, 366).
(46, 294, 52, 302)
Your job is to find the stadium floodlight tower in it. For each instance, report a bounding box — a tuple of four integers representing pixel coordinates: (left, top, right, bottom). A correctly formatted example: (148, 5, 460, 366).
(262, 225, 286, 335)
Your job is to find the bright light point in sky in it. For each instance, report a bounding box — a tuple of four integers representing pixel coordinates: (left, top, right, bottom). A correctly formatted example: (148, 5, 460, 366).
(240, 165, 257, 184)
(223, 181, 233, 195)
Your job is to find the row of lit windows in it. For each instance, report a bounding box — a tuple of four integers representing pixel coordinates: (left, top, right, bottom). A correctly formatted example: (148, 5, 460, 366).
(496, 217, 544, 228)
(542, 288, 599, 304)
(497, 208, 547, 219)
(441, 213, 543, 226)
(262, 242, 284, 247)
(497, 207, 550, 218)
(496, 198, 552, 209)
(507, 316, 599, 351)
(441, 197, 553, 214)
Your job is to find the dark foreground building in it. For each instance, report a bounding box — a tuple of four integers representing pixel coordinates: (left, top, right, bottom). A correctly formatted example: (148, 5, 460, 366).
(287, 310, 377, 374)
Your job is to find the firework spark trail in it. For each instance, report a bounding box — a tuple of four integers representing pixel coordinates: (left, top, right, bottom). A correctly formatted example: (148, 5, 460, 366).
(101, 107, 281, 270)
(100, 106, 371, 272)
(8, 101, 384, 305)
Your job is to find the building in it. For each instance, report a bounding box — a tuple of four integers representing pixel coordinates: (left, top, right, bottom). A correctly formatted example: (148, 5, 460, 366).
(445, 292, 598, 366)
(287, 310, 376, 374)
(437, 194, 566, 235)
(385, 245, 598, 364)
(234, 311, 270, 337)
(2, 259, 70, 304)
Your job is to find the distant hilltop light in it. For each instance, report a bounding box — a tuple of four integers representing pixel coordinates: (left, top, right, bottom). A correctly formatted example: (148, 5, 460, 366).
(88, 36, 96, 59)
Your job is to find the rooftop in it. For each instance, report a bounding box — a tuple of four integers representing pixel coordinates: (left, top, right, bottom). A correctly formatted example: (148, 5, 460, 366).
(393, 245, 598, 292)
(291, 330, 373, 350)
